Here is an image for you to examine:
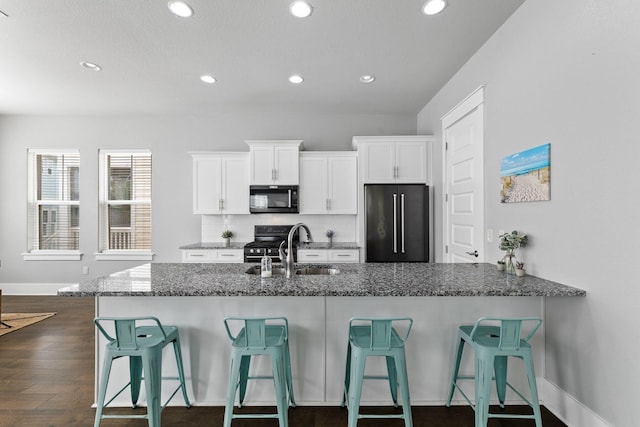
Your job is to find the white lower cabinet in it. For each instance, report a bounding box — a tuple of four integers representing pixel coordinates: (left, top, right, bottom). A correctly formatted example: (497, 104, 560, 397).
(182, 249, 243, 263)
(328, 249, 359, 263)
(297, 249, 329, 263)
(298, 248, 359, 263)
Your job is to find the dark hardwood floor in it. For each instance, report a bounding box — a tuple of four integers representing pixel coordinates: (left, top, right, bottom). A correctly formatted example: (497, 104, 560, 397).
(0, 296, 567, 427)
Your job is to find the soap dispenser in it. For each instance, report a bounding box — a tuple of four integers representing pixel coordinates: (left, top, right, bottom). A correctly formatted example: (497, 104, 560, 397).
(261, 254, 272, 278)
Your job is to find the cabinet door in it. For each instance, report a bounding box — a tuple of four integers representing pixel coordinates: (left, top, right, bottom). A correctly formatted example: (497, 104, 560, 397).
(327, 156, 357, 214)
(274, 145, 299, 185)
(215, 249, 244, 263)
(297, 249, 329, 263)
(182, 249, 218, 263)
(299, 156, 328, 214)
(362, 143, 395, 183)
(222, 156, 249, 214)
(328, 249, 359, 263)
(250, 145, 275, 185)
(193, 156, 222, 214)
(396, 141, 427, 183)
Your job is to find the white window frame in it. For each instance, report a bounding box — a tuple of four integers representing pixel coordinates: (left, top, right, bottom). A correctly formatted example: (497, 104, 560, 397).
(23, 149, 82, 261)
(95, 149, 154, 261)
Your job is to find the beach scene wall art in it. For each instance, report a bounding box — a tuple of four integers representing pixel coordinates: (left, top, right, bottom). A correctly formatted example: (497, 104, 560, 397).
(500, 143, 550, 203)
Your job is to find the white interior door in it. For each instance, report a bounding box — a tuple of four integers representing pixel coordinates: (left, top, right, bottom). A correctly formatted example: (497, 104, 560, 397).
(443, 87, 485, 263)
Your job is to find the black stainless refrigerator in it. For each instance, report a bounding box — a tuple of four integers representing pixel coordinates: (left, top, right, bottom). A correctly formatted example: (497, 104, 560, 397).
(365, 184, 429, 262)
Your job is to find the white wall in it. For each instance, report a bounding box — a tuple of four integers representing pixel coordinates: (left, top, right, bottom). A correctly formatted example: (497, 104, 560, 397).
(0, 112, 415, 284)
(417, 1, 640, 426)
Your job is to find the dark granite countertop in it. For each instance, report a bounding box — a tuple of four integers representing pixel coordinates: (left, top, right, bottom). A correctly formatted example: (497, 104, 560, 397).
(58, 262, 586, 297)
(297, 242, 360, 250)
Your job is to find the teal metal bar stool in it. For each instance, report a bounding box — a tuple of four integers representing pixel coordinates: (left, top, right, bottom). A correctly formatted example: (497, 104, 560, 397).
(341, 317, 414, 427)
(445, 317, 543, 427)
(223, 316, 296, 427)
(93, 317, 191, 427)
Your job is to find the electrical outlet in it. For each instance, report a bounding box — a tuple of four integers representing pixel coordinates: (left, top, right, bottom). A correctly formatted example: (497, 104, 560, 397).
(486, 229, 494, 242)
(82, 266, 89, 275)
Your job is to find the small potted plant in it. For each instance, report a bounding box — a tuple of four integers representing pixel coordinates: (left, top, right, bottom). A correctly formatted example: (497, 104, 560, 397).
(497, 260, 506, 271)
(499, 230, 528, 274)
(326, 229, 334, 247)
(515, 261, 526, 277)
(221, 229, 233, 247)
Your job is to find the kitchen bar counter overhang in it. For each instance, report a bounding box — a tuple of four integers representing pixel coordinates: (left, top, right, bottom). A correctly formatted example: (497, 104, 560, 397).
(58, 262, 585, 297)
(62, 263, 585, 407)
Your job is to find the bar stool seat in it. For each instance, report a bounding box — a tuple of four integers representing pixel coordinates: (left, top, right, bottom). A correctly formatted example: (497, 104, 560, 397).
(445, 317, 543, 427)
(342, 317, 414, 427)
(223, 317, 295, 427)
(93, 317, 191, 427)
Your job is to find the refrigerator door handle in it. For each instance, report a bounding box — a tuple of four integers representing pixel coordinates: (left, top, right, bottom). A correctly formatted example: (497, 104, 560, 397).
(393, 193, 398, 253)
(401, 193, 405, 253)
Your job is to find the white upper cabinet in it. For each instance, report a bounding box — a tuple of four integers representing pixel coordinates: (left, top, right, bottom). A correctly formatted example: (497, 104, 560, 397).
(299, 152, 357, 214)
(246, 140, 302, 185)
(353, 136, 432, 184)
(191, 153, 249, 214)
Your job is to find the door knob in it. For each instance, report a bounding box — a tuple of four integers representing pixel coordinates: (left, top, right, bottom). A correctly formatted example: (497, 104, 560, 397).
(466, 250, 479, 257)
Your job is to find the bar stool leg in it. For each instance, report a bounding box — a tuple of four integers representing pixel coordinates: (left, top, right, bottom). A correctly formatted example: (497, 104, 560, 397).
(386, 355, 399, 407)
(284, 340, 296, 407)
(341, 343, 352, 407)
(394, 352, 413, 427)
(347, 351, 366, 427)
(446, 334, 465, 406)
(171, 336, 192, 407)
(223, 352, 241, 427)
(493, 355, 508, 407)
(474, 353, 493, 427)
(238, 355, 251, 407)
(271, 350, 289, 427)
(142, 349, 163, 427)
(94, 353, 114, 427)
(129, 355, 143, 407)
(523, 352, 543, 427)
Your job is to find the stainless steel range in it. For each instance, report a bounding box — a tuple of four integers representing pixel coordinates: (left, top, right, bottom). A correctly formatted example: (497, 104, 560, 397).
(244, 225, 299, 263)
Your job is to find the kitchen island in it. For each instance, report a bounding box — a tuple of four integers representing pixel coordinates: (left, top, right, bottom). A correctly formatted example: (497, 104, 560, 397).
(59, 262, 584, 407)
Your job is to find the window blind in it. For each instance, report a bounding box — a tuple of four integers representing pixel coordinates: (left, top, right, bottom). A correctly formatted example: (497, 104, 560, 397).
(100, 151, 152, 251)
(28, 151, 80, 251)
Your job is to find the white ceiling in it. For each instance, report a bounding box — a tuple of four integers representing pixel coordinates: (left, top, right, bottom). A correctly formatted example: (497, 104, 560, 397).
(0, 0, 525, 116)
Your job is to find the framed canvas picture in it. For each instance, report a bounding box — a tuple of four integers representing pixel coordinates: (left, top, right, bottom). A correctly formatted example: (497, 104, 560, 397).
(500, 143, 550, 203)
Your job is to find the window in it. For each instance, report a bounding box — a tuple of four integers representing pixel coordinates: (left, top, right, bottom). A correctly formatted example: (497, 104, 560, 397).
(97, 150, 153, 260)
(24, 149, 81, 260)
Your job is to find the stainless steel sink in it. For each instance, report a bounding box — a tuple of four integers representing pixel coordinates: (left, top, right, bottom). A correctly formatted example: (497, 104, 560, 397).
(244, 265, 340, 275)
(295, 267, 340, 275)
(244, 266, 286, 275)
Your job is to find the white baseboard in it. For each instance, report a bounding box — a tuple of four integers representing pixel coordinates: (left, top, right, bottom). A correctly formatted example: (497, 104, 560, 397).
(540, 378, 611, 427)
(0, 283, 75, 295)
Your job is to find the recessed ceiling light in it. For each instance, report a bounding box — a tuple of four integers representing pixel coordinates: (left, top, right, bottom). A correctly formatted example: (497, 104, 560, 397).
(168, 1, 194, 18)
(80, 61, 102, 71)
(422, 0, 447, 15)
(200, 75, 216, 84)
(360, 75, 375, 83)
(288, 75, 304, 84)
(289, 1, 313, 18)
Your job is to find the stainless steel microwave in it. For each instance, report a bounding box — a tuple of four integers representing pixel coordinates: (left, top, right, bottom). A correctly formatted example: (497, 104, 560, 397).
(249, 185, 299, 214)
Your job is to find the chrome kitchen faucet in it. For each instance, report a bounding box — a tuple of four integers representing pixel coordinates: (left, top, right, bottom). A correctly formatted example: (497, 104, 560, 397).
(279, 223, 313, 278)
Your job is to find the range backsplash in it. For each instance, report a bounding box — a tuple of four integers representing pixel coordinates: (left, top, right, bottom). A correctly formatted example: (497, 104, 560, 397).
(201, 215, 357, 243)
